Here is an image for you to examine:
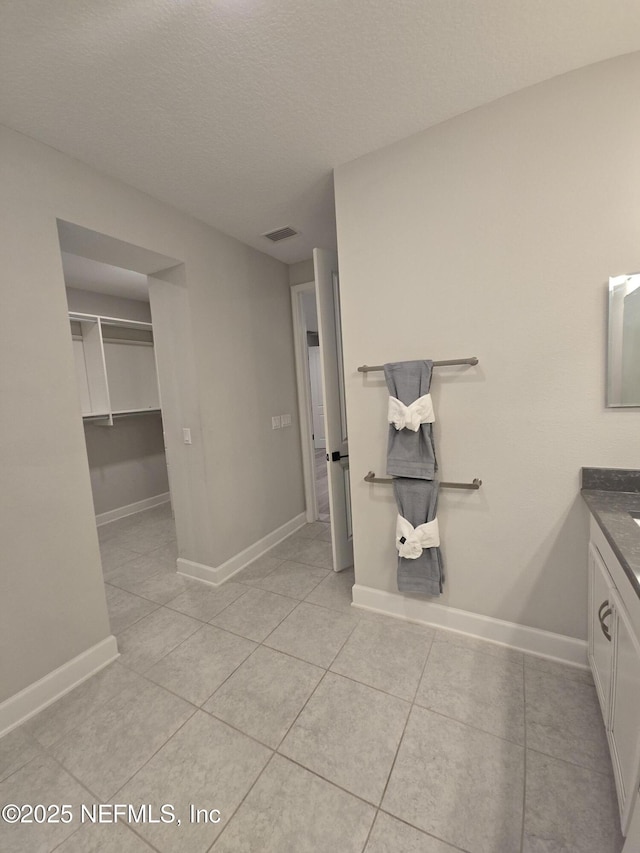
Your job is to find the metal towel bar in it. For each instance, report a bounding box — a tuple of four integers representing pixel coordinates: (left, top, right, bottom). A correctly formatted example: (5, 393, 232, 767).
(364, 471, 482, 490)
(358, 357, 478, 372)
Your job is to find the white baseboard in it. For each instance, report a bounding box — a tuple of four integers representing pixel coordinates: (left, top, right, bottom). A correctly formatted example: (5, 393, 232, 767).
(352, 585, 588, 668)
(96, 493, 170, 527)
(0, 636, 119, 738)
(177, 512, 307, 587)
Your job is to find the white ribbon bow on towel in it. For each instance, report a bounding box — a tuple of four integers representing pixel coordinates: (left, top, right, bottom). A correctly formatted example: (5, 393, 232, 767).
(395, 515, 440, 559)
(388, 394, 435, 432)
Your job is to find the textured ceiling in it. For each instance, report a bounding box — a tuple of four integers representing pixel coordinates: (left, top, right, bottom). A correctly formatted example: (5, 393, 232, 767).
(2, 1, 640, 264)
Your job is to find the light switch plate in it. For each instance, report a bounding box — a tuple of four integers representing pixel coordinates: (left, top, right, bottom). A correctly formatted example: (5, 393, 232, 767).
(272, 416, 281, 429)
(281, 413, 292, 427)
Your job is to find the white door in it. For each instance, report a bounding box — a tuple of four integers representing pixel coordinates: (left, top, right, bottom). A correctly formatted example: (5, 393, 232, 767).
(314, 248, 353, 572)
(308, 347, 326, 449)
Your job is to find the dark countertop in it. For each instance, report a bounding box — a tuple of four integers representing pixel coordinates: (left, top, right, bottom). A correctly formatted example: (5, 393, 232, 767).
(582, 480, 640, 599)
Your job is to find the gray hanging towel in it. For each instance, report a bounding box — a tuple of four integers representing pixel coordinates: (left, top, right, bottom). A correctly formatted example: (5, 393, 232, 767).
(383, 360, 437, 479)
(393, 477, 444, 595)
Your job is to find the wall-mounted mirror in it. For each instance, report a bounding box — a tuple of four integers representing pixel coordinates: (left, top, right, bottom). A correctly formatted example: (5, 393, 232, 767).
(608, 274, 640, 407)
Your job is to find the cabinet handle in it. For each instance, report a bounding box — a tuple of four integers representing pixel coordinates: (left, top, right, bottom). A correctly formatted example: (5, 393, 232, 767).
(599, 603, 612, 642)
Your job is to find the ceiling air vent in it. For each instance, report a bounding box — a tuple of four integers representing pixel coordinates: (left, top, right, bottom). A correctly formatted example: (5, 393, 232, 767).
(263, 226, 298, 243)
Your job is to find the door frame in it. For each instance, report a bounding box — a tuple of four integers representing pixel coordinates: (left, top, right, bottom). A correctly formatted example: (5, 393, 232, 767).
(291, 281, 319, 523)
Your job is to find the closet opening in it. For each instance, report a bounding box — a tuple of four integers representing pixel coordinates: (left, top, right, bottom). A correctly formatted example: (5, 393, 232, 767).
(56, 220, 193, 630)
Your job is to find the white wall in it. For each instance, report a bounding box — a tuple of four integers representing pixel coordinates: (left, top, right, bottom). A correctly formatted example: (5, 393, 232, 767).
(83, 415, 169, 516)
(289, 259, 314, 287)
(0, 124, 304, 703)
(334, 52, 640, 642)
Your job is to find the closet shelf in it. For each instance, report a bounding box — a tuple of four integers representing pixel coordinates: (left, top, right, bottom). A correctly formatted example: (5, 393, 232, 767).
(83, 408, 161, 421)
(70, 310, 161, 425)
(69, 311, 152, 331)
(112, 408, 161, 417)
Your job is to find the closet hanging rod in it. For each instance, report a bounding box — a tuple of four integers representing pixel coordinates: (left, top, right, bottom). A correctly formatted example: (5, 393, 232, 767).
(364, 471, 482, 490)
(357, 357, 478, 372)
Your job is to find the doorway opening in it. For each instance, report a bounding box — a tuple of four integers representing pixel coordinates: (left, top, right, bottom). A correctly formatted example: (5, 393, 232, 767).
(291, 249, 353, 572)
(292, 282, 325, 524)
(301, 288, 330, 522)
(56, 220, 200, 629)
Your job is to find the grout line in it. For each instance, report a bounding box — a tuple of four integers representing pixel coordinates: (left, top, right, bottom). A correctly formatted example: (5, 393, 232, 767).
(208, 591, 300, 638)
(248, 567, 332, 598)
(115, 667, 284, 757)
(0, 752, 45, 787)
(272, 668, 332, 752)
(105, 589, 163, 633)
(136, 624, 255, 697)
(376, 633, 434, 811)
(100, 549, 144, 577)
(524, 745, 616, 779)
(430, 630, 526, 666)
(114, 665, 203, 714)
(207, 613, 296, 645)
(120, 823, 165, 853)
(375, 808, 473, 853)
(197, 644, 267, 713)
(44, 750, 111, 807)
(230, 555, 288, 582)
(271, 750, 385, 810)
(323, 668, 413, 704)
(410, 630, 436, 704)
(202, 750, 279, 852)
(215, 628, 326, 676)
(262, 542, 335, 573)
(118, 615, 202, 676)
(36, 676, 200, 803)
(223, 579, 301, 599)
(163, 595, 249, 625)
(409, 701, 527, 749)
(360, 808, 379, 853)
(103, 569, 184, 605)
(108, 707, 200, 803)
(202, 705, 281, 751)
(0, 729, 46, 783)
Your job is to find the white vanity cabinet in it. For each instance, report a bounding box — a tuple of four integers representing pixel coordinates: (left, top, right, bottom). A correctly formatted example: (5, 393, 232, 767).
(610, 587, 640, 825)
(589, 517, 640, 836)
(589, 542, 615, 716)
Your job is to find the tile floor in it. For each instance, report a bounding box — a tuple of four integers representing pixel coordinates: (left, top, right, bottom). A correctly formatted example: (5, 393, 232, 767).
(0, 504, 625, 852)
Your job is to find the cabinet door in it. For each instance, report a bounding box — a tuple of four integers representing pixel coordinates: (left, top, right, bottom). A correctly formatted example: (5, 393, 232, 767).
(589, 543, 615, 720)
(610, 588, 640, 833)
